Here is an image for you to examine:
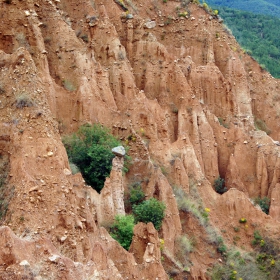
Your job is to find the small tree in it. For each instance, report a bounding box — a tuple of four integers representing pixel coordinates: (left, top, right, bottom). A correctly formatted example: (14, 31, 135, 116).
(110, 215, 135, 250)
(129, 182, 145, 205)
(132, 198, 166, 230)
(254, 197, 270, 214)
(214, 176, 227, 194)
(63, 124, 129, 192)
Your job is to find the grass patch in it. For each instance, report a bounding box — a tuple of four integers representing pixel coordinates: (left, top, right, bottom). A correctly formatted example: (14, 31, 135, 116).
(218, 117, 229, 128)
(62, 80, 77, 92)
(173, 184, 227, 257)
(15, 94, 34, 109)
(254, 197, 270, 214)
(254, 118, 271, 135)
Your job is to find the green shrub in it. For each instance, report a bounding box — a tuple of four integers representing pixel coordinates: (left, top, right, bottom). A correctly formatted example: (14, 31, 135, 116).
(210, 248, 268, 280)
(239, 218, 247, 224)
(132, 198, 166, 230)
(129, 182, 145, 205)
(216, 236, 227, 256)
(254, 197, 270, 214)
(252, 230, 263, 246)
(254, 118, 271, 135)
(214, 176, 227, 194)
(63, 124, 129, 192)
(110, 215, 134, 250)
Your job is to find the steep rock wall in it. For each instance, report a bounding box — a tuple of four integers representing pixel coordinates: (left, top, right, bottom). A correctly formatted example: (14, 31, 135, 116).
(1, 0, 280, 279)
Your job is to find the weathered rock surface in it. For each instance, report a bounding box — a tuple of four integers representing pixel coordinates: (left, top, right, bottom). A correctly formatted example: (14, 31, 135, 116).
(1, 0, 280, 279)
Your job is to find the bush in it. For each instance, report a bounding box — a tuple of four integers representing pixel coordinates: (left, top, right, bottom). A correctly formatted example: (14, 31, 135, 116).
(252, 230, 263, 246)
(129, 182, 145, 205)
(254, 197, 270, 214)
(124, 181, 145, 212)
(132, 198, 166, 230)
(63, 124, 129, 192)
(110, 215, 134, 250)
(214, 176, 227, 194)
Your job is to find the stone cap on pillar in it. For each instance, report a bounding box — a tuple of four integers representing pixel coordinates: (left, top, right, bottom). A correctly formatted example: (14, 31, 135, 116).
(112, 146, 126, 157)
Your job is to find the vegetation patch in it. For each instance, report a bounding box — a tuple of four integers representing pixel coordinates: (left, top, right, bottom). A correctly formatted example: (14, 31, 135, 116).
(15, 94, 34, 109)
(110, 215, 135, 250)
(111, 196, 166, 249)
(214, 176, 227, 194)
(254, 118, 271, 135)
(209, 6, 280, 78)
(254, 197, 270, 214)
(62, 79, 77, 92)
(133, 198, 166, 230)
(63, 124, 130, 192)
(218, 117, 229, 129)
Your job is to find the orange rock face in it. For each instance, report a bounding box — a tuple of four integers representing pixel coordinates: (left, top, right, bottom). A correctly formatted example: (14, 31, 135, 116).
(1, 0, 280, 279)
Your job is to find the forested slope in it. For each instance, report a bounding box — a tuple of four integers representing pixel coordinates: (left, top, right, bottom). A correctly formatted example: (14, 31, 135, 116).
(206, 0, 280, 18)
(216, 7, 280, 78)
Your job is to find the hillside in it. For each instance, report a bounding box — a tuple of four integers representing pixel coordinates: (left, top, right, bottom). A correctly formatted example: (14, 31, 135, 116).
(1, 0, 280, 279)
(216, 7, 280, 78)
(206, 0, 280, 18)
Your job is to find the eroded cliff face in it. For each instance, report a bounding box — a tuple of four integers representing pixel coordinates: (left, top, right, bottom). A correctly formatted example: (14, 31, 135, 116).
(1, 0, 280, 279)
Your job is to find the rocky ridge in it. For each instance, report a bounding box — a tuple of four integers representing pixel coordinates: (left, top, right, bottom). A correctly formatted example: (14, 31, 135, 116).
(1, 0, 280, 279)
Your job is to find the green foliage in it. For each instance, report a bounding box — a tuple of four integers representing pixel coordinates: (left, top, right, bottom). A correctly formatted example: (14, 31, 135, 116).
(218, 117, 229, 129)
(132, 198, 166, 230)
(110, 215, 135, 250)
(173, 185, 209, 226)
(175, 234, 195, 270)
(210, 249, 268, 280)
(214, 176, 227, 194)
(125, 181, 145, 212)
(216, 236, 227, 256)
(254, 197, 270, 214)
(239, 218, 247, 224)
(176, 234, 194, 254)
(211, 229, 280, 279)
(63, 124, 128, 192)
(206, 0, 280, 18)
(210, 5, 280, 78)
(129, 182, 145, 205)
(252, 230, 263, 246)
(254, 118, 271, 135)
